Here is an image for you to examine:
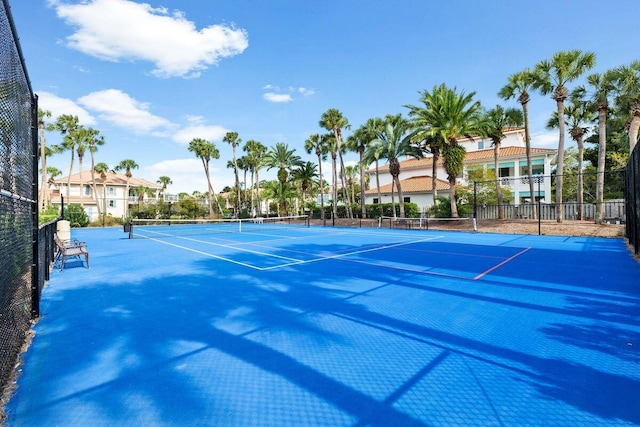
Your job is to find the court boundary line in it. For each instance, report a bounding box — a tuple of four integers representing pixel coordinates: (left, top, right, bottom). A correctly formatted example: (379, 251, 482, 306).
(473, 247, 531, 280)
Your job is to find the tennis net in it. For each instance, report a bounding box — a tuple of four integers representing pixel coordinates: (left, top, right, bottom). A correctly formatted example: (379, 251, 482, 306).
(378, 216, 477, 232)
(129, 215, 310, 239)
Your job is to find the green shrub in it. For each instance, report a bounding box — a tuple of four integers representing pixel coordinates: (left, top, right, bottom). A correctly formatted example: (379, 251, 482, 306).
(64, 204, 90, 227)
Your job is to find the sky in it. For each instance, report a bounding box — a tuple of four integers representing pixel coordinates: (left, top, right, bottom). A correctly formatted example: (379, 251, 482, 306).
(8, 0, 640, 194)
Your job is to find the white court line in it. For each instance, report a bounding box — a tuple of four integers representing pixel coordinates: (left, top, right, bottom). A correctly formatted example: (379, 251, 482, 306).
(258, 235, 445, 271)
(142, 237, 264, 270)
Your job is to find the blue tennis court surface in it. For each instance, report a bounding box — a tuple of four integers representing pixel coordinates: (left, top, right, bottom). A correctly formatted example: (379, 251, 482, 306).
(5, 226, 640, 426)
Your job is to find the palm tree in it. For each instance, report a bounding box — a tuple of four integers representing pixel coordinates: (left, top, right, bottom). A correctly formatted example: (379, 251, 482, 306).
(94, 162, 110, 224)
(265, 142, 302, 186)
(575, 71, 617, 223)
(243, 140, 267, 216)
(157, 176, 172, 200)
(262, 180, 297, 217)
(346, 127, 369, 218)
(188, 138, 223, 217)
(74, 127, 101, 208)
(291, 161, 318, 210)
(236, 156, 250, 210)
(305, 133, 329, 223)
(533, 50, 596, 222)
(114, 159, 139, 218)
(410, 84, 483, 217)
(546, 95, 594, 220)
(53, 114, 80, 197)
(86, 128, 105, 216)
(345, 164, 358, 207)
(363, 118, 385, 217)
(367, 116, 422, 218)
(223, 131, 242, 215)
(38, 109, 52, 210)
(499, 69, 538, 219)
(482, 106, 524, 219)
(320, 109, 353, 218)
(613, 60, 640, 153)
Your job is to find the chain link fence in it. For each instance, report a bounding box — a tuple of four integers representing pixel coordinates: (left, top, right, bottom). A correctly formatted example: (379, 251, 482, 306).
(470, 170, 626, 233)
(0, 0, 39, 408)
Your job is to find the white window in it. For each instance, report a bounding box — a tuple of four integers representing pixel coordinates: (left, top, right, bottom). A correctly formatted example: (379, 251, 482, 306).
(84, 185, 91, 196)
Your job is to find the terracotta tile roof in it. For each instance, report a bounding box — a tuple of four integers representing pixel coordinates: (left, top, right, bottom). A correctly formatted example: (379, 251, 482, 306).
(55, 170, 162, 189)
(465, 146, 556, 162)
(367, 146, 556, 173)
(365, 175, 450, 195)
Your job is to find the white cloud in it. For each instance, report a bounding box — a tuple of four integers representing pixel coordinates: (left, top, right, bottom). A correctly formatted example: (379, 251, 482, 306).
(77, 89, 175, 134)
(51, 0, 249, 78)
(532, 132, 558, 148)
(263, 92, 293, 103)
(172, 124, 230, 144)
(37, 91, 97, 126)
(298, 87, 315, 96)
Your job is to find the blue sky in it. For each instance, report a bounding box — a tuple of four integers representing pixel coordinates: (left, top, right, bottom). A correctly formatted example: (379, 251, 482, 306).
(8, 0, 640, 194)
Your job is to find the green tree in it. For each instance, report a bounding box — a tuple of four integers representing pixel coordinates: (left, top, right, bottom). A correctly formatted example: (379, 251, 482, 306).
(265, 142, 302, 185)
(304, 134, 329, 222)
(52, 114, 80, 198)
(157, 176, 172, 200)
(223, 131, 242, 215)
(94, 162, 110, 225)
(499, 69, 538, 219)
(114, 159, 139, 218)
(547, 95, 594, 219)
(243, 139, 267, 216)
(320, 109, 353, 218)
(613, 60, 640, 152)
(38, 109, 52, 210)
(533, 50, 596, 222)
(188, 138, 223, 217)
(85, 128, 105, 216)
(575, 70, 617, 223)
(367, 115, 422, 218)
(481, 105, 523, 219)
(291, 161, 318, 210)
(346, 127, 370, 218)
(410, 84, 483, 217)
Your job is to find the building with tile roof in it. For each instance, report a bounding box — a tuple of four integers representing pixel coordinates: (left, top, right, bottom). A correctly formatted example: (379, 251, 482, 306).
(50, 170, 163, 221)
(364, 128, 557, 213)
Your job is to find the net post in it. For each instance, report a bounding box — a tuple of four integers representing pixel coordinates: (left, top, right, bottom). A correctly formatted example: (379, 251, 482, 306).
(472, 218, 477, 232)
(239, 218, 242, 233)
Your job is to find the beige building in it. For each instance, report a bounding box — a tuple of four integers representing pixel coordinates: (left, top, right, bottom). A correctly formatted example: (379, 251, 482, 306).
(364, 128, 557, 213)
(50, 170, 162, 221)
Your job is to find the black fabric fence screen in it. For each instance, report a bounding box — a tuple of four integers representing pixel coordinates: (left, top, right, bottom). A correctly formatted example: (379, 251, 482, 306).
(625, 144, 639, 255)
(0, 0, 39, 400)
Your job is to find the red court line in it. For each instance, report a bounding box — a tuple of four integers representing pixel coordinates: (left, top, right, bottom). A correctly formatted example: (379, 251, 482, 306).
(473, 247, 531, 280)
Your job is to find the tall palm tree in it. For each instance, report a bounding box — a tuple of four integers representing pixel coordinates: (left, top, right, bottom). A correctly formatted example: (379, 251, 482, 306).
(410, 84, 483, 217)
(367, 116, 422, 218)
(265, 142, 302, 186)
(291, 161, 318, 210)
(320, 109, 353, 218)
(499, 69, 538, 219)
(346, 127, 369, 218)
(613, 60, 640, 153)
(243, 139, 267, 216)
(363, 118, 385, 217)
(86, 128, 105, 216)
(533, 50, 596, 222)
(115, 159, 139, 218)
(188, 138, 223, 217)
(53, 114, 80, 198)
(223, 131, 242, 214)
(75, 127, 101, 208)
(580, 71, 616, 223)
(157, 176, 172, 200)
(236, 156, 249, 210)
(482, 105, 524, 219)
(38, 109, 52, 210)
(305, 133, 329, 223)
(94, 162, 110, 224)
(547, 95, 594, 220)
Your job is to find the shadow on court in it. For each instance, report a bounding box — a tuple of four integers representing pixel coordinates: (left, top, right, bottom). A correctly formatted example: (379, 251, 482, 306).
(5, 227, 640, 426)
